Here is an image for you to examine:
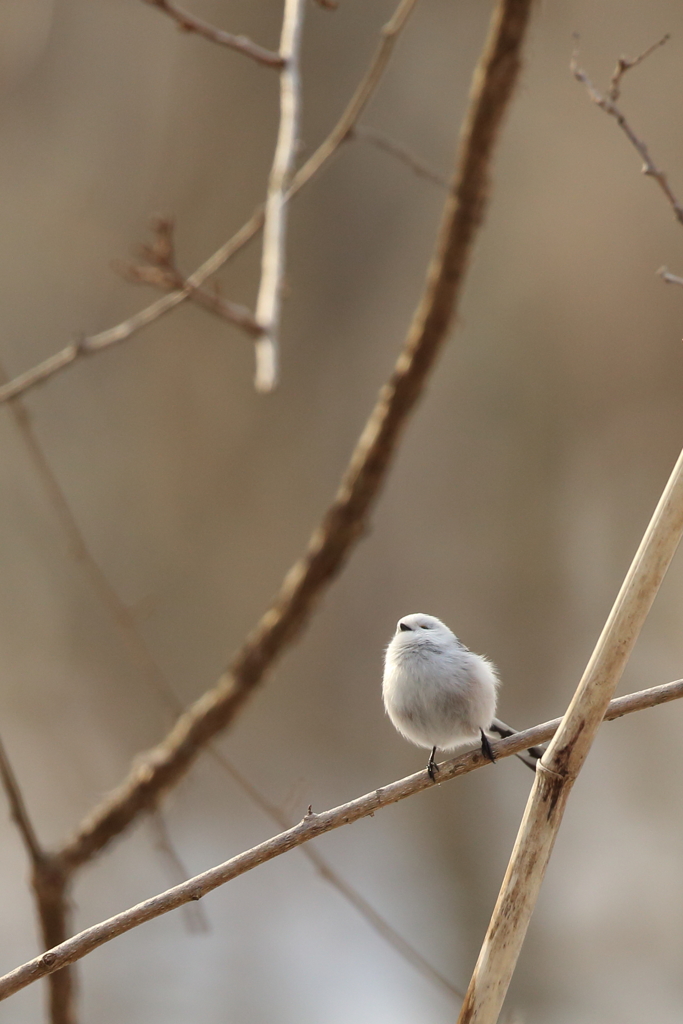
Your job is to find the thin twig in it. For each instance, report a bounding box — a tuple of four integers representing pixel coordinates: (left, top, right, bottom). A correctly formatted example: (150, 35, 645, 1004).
(353, 125, 449, 188)
(2, 678, 682, 1000)
(253, 0, 306, 390)
(0, 734, 43, 866)
(55, 0, 532, 873)
(0, 362, 181, 721)
(658, 265, 683, 287)
(142, 0, 285, 67)
(0, 0, 417, 405)
(0, 733, 75, 1024)
(457, 447, 683, 1024)
(607, 34, 670, 102)
(3, 344, 460, 1004)
(117, 218, 263, 338)
(213, 753, 464, 1000)
(571, 40, 683, 226)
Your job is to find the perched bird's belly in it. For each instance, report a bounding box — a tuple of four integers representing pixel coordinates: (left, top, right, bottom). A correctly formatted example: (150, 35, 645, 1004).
(384, 659, 485, 750)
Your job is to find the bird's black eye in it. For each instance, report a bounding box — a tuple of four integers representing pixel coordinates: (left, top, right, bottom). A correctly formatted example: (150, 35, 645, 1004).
(399, 622, 412, 632)
(420, 624, 430, 629)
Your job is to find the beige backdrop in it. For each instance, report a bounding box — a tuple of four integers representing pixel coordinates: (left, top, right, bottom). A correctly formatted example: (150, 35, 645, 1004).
(1, 1, 683, 1022)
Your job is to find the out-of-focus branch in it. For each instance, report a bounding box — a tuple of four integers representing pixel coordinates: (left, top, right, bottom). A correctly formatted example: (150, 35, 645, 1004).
(142, 0, 285, 67)
(0, 360, 181, 720)
(0, 0, 417, 405)
(353, 125, 450, 188)
(253, 0, 306, 391)
(607, 34, 669, 102)
(0, 735, 75, 1024)
(571, 37, 683, 226)
(148, 811, 209, 934)
(0, 735, 42, 866)
(55, 0, 532, 873)
(7, 335, 465, 1008)
(117, 218, 263, 338)
(2, 678, 682, 1001)
(213, 753, 464, 1000)
(457, 446, 683, 1024)
(5, 342, 459, 1003)
(658, 266, 683, 287)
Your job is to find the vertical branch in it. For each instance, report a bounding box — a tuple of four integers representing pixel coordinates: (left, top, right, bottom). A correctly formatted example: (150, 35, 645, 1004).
(0, 735, 75, 1024)
(254, 0, 306, 391)
(457, 447, 683, 1024)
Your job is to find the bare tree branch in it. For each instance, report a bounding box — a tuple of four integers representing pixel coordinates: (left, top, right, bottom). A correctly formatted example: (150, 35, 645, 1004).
(148, 811, 210, 934)
(0, 0, 417, 405)
(0, 735, 42, 867)
(353, 125, 450, 188)
(657, 265, 683, 287)
(571, 39, 683, 226)
(213, 752, 464, 1000)
(0, 734, 75, 1024)
(607, 34, 669, 102)
(54, 0, 533, 873)
(142, 0, 285, 67)
(1, 678, 681, 1002)
(254, 0, 306, 391)
(117, 218, 263, 338)
(3, 337, 462, 1005)
(457, 446, 683, 1024)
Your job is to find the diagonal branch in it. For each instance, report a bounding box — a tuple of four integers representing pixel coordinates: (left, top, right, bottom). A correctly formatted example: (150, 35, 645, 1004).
(1, 678, 682, 1001)
(0, 735, 42, 867)
(253, 0, 306, 391)
(353, 125, 450, 188)
(4, 354, 460, 1004)
(571, 39, 683, 226)
(457, 445, 683, 1024)
(142, 0, 285, 67)
(117, 217, 263, 338)
(214, 753, 464, 1000)
(0, 0, 417, 405)
(55, 0, 534, 873)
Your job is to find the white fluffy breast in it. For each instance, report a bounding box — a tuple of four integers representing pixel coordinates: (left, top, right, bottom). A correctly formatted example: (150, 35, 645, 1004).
(382, 621, 498, 751)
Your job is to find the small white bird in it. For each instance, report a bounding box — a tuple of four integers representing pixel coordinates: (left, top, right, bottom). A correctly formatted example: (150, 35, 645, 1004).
(382, 612, 499, 779)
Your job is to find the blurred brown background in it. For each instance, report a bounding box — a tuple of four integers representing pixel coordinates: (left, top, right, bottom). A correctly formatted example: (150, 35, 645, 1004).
(1, 0, 683, 1021)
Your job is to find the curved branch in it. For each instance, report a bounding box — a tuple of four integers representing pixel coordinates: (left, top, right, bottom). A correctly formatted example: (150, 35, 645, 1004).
(56, 0, 533, 872)
(2, 679, 681, 1001)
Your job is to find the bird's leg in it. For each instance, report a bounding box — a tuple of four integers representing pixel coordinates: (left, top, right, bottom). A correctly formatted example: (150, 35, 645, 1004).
(480, 729, 497, 763)
(427, 746, 439, 780)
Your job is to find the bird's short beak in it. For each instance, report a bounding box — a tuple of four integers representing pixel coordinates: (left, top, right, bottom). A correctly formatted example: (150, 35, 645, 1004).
(399, 622, 412, 632)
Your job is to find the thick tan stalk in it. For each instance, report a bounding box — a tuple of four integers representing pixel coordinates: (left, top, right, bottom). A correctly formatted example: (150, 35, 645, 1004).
(0, 678, 681, 1002)
(457, 447, 683, 1024)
